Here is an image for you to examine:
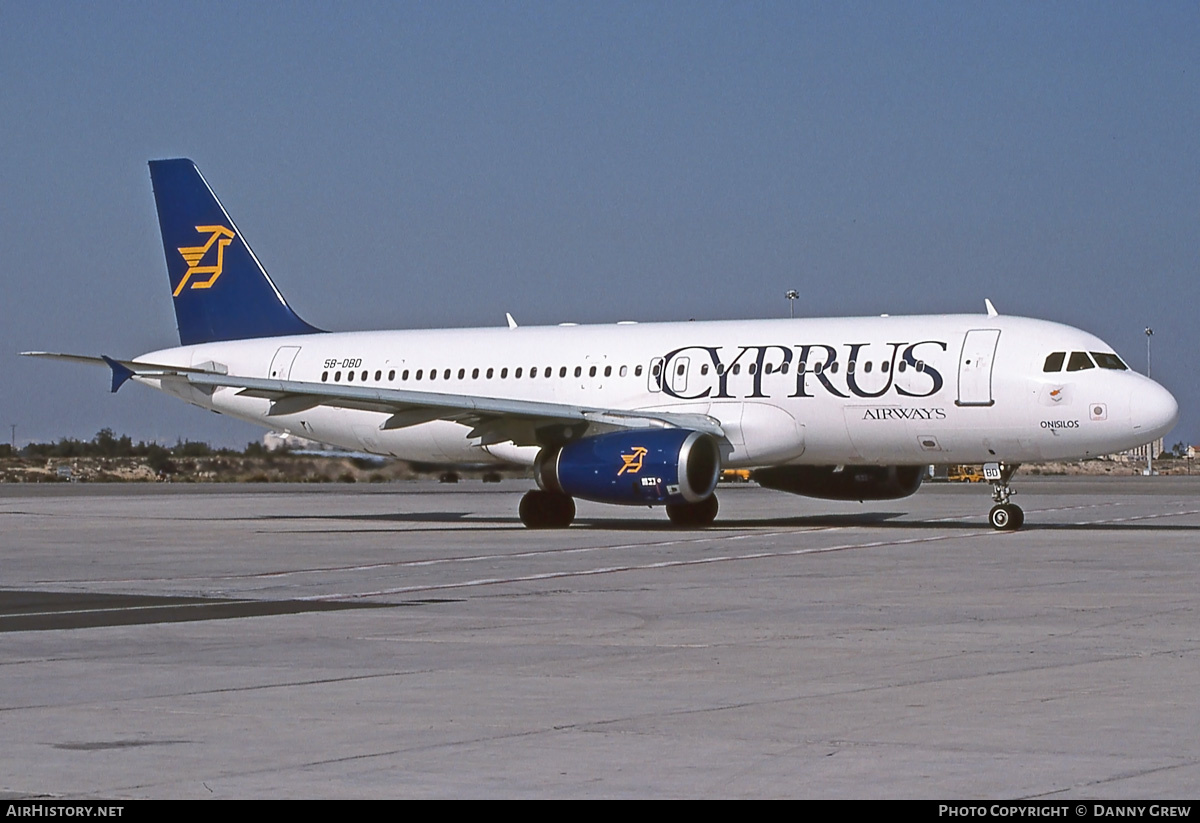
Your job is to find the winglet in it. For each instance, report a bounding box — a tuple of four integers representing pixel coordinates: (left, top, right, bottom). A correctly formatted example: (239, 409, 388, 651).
(101, 355, 135, 393)
(984, 298, 998, 317)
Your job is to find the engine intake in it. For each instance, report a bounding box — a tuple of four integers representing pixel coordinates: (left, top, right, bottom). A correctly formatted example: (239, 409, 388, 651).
(537, 429, 720, 505)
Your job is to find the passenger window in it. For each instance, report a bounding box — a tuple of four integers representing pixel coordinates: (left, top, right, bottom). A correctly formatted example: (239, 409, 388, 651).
(732, 364, 741, 375)
(574, 366, 582, 378)
(443, 369, 450, 380)
(781, 362, 789, 374)
(881, 361, 888, 373)
(619, 365, 627, 377)
(1043, 352, 1066, 372)
(652, 363, 661, 376)
(374, 370, 382, 381)
(430, 370, 436, 380)
(361, 370, 368, 381)
(322, 371, 328, 382)
(1067, 352, 1095, 372)
(416, 369, 423, 380)
(347, 371, 354, 382)
(335, 371, 341, 381)
(764, 364, 773, 375)
(700, 364, 709, 375)
(515, 367, 523, 379)
(458, 368, 465, 379)
(676, 364, 685, 376)
(847, 361, 855, 374)
(589, 366, 597, 377)
(1091, 352, 1127, 370)
(472, 368, 479, 379)
(897, 361, 907, 373)
(829, 362, 839, 374)
(388, 370, 395, 381)
(864, 362, 872, 374)
(559, 366, 567, 378)
(486, 368, 494, 379)
(635, 365, 643, 377)
(915, 361, 923, 373)
(501, 368, 509, 378)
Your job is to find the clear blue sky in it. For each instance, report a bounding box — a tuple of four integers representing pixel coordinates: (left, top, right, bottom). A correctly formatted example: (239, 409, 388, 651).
(2, 1, 1196, 448)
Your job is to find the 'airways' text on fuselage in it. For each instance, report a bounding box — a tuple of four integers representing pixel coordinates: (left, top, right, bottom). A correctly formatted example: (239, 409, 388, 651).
(659, 341, 948, 401)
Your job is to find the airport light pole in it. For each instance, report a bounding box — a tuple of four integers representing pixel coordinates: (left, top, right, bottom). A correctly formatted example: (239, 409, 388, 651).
(785, 289, 799, 319)
(1145, 327, 1154, 476)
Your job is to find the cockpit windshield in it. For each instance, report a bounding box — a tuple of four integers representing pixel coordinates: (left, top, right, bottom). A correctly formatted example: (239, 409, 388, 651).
(1067, 352, 1095, 371)
(1091, 352, 1128, 370)
(1043, 350, 1127, 373)
(1043, 352, 1065, 372)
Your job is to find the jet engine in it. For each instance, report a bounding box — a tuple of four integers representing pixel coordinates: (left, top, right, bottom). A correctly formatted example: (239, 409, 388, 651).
(536, 429, 720, 505)
(751, 465, 924, 501)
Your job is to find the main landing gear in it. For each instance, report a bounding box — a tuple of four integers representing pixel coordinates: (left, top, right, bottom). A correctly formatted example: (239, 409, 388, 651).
(517, 490, 720, 529)
(984, 462, 1024, 531)
(518, 489, 575, 529)
(665, 495, 719, 527)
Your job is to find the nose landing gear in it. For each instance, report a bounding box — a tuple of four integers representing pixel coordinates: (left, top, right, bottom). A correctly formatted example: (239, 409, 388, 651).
(984, 462, 1023, 531)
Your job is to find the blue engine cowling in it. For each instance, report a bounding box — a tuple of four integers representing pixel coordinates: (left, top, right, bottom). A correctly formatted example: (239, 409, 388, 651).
(536, 429, 720, 506)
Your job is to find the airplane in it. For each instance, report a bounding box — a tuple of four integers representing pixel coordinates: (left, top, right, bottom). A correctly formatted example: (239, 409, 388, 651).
(25, 159, 1179, 531)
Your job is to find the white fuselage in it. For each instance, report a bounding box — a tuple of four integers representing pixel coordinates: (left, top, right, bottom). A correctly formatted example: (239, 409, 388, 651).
(137, 313, 1178, 468)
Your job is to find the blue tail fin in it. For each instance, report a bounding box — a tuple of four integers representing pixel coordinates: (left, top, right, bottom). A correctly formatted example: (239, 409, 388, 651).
(149, 159, 321, 346)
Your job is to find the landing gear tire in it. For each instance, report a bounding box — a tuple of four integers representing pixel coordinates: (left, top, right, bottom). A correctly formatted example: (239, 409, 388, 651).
(989, 503, 1024, 531)
(985, 462, 1024, 531)
(666, 495, 719, 527)
(519, 490, 575, 529)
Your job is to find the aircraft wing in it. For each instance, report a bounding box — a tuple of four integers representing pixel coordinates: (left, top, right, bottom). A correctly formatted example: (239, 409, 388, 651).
(21, 352, 725, 447)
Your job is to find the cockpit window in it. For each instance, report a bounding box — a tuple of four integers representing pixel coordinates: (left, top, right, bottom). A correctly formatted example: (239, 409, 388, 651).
(1091, 352, 1128, 370)
(1043, 352, 1065, 372)
(1067, 351, 1096, 372)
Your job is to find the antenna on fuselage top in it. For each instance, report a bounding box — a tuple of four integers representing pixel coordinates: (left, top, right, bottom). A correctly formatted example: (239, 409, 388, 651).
(984, 298, 999, 317)
(505, 312, 518, 329)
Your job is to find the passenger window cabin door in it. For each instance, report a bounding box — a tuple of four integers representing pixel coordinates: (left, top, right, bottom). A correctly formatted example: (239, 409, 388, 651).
(956, 329, 1000, 407)
(669, 356, 689, 394)
(648, 357, 664, 393)
(268, 346, 301, 381)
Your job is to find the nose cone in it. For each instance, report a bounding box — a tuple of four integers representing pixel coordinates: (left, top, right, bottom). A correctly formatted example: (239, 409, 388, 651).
(1131, 380, 1179, 441)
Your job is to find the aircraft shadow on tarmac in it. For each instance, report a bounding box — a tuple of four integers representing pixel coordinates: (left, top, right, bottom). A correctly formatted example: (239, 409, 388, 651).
(0, 591, 408, 633)
(258, 510, 1200, 533)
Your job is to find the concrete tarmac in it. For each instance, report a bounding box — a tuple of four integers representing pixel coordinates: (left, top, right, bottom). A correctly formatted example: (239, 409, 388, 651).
(2, 476, 1198, 798)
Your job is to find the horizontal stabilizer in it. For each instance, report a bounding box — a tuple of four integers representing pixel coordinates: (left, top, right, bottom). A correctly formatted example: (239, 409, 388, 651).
(100, 356, 135, 393)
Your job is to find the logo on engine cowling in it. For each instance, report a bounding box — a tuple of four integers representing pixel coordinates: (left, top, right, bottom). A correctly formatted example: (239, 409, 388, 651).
(618, 446, 648, 475)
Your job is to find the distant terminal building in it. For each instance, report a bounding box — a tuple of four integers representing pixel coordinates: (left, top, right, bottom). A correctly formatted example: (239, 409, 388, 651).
(1110, 437, 1165, 462)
